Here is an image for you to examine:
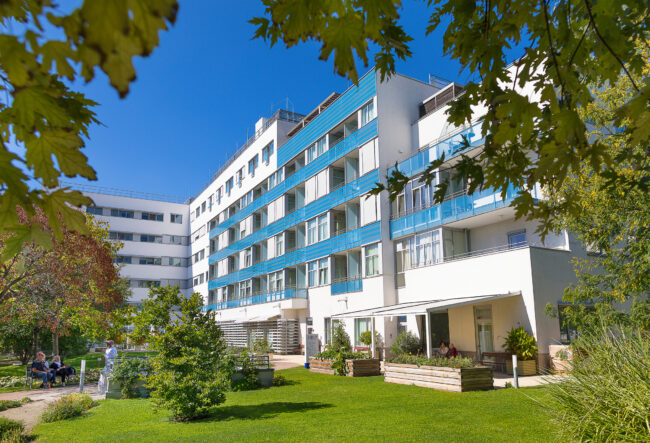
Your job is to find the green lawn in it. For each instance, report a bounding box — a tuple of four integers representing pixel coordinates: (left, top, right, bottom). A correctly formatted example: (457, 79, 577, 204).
(33, 367, 555, 442)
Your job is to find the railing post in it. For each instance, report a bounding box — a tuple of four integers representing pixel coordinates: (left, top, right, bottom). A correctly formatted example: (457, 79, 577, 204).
(371, 317, 376, 359)
(512, 354, 519, 389)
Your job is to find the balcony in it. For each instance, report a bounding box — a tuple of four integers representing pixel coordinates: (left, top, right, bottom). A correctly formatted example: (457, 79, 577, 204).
(390, 184, 537, 238)
(331, 278, 363, 295)
(202, 287, 307, 312)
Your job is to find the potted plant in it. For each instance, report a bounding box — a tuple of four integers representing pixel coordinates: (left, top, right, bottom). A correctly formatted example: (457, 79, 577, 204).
(503, 327, 538, 375)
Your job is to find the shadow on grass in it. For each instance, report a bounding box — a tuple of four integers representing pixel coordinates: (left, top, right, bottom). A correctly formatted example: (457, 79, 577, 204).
(199, 401, 333, 422)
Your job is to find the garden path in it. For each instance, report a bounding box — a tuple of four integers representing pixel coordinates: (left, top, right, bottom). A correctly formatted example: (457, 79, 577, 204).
(0, 385, 101, 432)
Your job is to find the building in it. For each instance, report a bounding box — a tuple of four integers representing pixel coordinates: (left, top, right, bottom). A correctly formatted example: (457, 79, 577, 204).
(82, 67, 583, 366)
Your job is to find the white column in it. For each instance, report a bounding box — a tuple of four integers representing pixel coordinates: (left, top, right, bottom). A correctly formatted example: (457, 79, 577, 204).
(371, 317, 376, 358)
(425, 312, 432, 358)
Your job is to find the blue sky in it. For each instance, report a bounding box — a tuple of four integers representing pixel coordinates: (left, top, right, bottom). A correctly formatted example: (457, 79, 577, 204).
(66, 1, 495, 200)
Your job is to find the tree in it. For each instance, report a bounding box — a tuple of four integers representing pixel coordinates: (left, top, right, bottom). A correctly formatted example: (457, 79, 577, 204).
(252, 1, 649, 234)
(0, 208, 130, 357)
(0, 313, 34, 364)
(545, 47, 650, 329)
(0, 0, 178, 258)
(133, 286, 230, 421)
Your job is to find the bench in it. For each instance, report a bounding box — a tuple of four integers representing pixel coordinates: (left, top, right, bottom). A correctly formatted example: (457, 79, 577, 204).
(481, 352, 511, 372)
(25, 365, 77, 388)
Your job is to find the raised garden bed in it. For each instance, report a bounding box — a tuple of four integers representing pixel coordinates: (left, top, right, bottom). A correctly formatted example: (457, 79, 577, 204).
(309, 358, 380, 377)
(106, 379, 149, 399)
(384, 362, 493, 392)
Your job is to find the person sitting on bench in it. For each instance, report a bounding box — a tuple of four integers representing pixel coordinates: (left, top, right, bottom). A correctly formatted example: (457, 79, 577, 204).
(31, 352, 55, 388)
(51, 355, 75, 386)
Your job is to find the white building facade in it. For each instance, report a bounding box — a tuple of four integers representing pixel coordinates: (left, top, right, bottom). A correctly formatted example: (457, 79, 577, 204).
(83, 68, 583, 366)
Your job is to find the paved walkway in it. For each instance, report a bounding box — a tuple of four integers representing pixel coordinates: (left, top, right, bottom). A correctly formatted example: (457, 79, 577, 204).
(271, 354, 305, 370)
(0, 384, 101, 433)
(493, 372, 562, 388)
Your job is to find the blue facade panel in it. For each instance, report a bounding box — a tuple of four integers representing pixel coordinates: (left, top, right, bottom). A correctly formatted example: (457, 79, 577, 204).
(277, 69, 377, 167)
(390, 184, 523, 238)
(202, 287, 307, 312)
(210, 119, 378, 239)
(208, 221, 381, 290)
(209, 169, 380, 265)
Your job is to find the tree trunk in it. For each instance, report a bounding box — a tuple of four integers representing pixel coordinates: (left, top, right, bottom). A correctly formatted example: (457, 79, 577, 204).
(32, 327, 39, 360)
(52, 331, 59, 356)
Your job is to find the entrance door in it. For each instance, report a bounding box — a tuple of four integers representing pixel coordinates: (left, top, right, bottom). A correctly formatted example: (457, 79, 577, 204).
(429, 312, 450, 349)
(474, 305, 494, 361)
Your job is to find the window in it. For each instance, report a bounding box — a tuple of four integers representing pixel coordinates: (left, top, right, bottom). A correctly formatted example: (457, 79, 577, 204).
(397, 316, 407, 335)
(360, 100, 376, 126)
(262, 141, 274, 164)
(195, 207, 200, 218)
(170, 235, 183, 245)
(110, 209, 134, 218)
(354, 318, 371, 346)
(392, 192, 405, 217)
(141, 212, 163, 221)
(216, 187, 222, 204)
(236, 168, 244, 186)
(134, 280, 160, 288)
(239, 280, 252, 298)
(318, 214, 329, 241)
(307, 214, 328, 244)
(115, 256, 131, 264)
(508, 230, 527, 248)
(269, 271, 284, 291)
(318, 258, 329, 285)
(86, 206, 103, 215)
(269, 169, 284, 189)
(324, 318, 332, 345)
(109, 232, 133, 241)
(306, 135, 327, 163)
(364, 243, 380, 276)
(169, 257, 182, 267)
(248, 155, 258, 176)
(307, 218, 317, 245)
(201, 202, 206, 213)
(244, 247, 252, 268)
(170, 213, 183, 224)
(275, 234, 284, 257)
(138, 257, 161, 265)
(225, 177, 233, 195)
(140, 234, 162, 243)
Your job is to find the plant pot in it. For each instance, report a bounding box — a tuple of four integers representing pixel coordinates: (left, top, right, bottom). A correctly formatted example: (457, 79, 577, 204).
(506, 359, 537, 376)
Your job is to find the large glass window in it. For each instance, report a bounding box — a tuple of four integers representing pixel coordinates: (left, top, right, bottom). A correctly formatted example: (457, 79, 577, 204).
(318, 214, 329, 241)
(306, 135, 327, 164)
(275, 234, 284, 256)
(308, 261, 317, 287)
(248, 154, 258, 176)
(86, 206, 103, 215)
(307, 218, 318, 245)
(354, 318, 371, 346)
(244, 247, 252, 268)
(111, 209, 134, 218)
(170, 213, 183, 223)
(307, 144, 317, 163)
(262, 141, 274, 164)
(318, 258, 330, 285)
(364, 243, 380, 276)
(360, 100, 376, 126)
(269, 271, 284, 291)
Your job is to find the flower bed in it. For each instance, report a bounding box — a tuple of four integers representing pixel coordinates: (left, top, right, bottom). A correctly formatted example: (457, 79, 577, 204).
(384, 357, 493, 392)
(309, 357, 380, 377)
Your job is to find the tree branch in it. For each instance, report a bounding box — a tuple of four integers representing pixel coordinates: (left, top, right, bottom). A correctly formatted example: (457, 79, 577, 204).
(583, 0, 640, 92)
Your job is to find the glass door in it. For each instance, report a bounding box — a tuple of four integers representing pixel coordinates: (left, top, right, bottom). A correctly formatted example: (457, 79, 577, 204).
(474, 305, 494, 361)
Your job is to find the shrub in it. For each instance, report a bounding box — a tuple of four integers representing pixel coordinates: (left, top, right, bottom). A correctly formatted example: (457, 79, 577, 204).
(545, 326, 650, 441)
(0, 377, 23, 389)
(0, 426, 25, 443)
(314, 349, 370, 376)
(271, 375, 287, 386)
(502, 327, 538, 360)
(0, 398, 31, 412)
(389, 354, 475, 368)
(0, 418, 23, 441)
(83, 369, 101, 383)
(251, 338, 272, 354)
(389, 331, 422, 356)
(330, 321, 351, 353)
(223, 350, 260, 391)
(110, 358, 152, 398)
(134, 287, 229, 421)
(40, 393, 94, 423)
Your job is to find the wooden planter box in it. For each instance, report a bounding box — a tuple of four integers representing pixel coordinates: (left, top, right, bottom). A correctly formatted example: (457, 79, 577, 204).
(384, 363, 493, 392)
(505, 359, 537, 376)
(309, 358, 380, 377)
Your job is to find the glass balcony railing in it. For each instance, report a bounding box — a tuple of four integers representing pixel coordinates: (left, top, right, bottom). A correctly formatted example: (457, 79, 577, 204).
(202, 286, 308, 312)
(331, 278, 363, 295)
(390, 184, 537, 238)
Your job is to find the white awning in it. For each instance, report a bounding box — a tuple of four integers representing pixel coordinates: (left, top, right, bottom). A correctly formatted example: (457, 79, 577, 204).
(331, 292, 521, 319)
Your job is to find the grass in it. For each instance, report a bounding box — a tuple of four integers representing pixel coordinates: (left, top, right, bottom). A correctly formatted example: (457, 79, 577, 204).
(33, 367, 555, 442)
